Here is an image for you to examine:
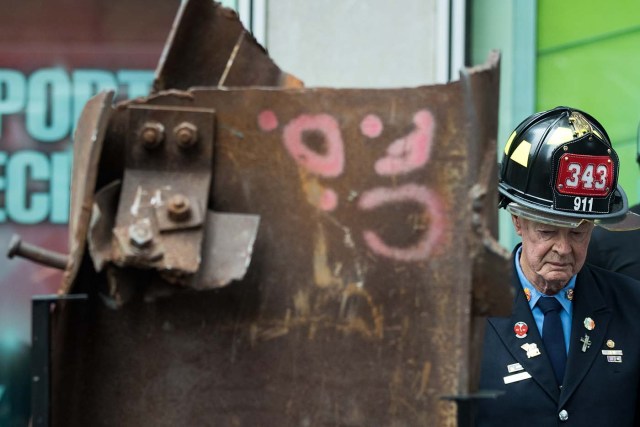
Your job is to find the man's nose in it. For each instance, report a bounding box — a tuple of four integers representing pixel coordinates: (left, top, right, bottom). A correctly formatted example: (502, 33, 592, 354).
(553, 234, 571, 254)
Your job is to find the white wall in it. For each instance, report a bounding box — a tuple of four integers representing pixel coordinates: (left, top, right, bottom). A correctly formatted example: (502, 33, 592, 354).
(264, 1, 456, 88)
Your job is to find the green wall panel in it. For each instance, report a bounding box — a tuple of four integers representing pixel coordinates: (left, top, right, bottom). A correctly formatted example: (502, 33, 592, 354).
(538, 0, 640, 51)
(538, 1, 640, 202)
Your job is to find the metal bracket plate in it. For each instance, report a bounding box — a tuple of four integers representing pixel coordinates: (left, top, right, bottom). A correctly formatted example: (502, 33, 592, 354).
(112, 104, 216, 277)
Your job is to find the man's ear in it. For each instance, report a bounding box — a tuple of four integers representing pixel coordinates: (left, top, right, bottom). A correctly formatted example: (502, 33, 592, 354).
(511, 214, 523, 237)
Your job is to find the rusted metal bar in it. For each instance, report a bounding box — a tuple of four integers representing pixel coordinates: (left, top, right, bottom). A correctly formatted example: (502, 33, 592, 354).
(62, 91, 114, 292)
(7, 235, 68, 271)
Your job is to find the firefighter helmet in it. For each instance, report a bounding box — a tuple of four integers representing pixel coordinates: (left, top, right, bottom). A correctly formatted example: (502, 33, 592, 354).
(498, 106, 640, 230)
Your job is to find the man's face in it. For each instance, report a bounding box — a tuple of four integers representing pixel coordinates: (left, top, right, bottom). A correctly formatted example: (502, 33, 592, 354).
(512, 215, 594, 295)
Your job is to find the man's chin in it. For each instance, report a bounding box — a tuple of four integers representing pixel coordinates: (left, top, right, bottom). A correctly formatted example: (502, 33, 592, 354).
(540, 272, 572, 288)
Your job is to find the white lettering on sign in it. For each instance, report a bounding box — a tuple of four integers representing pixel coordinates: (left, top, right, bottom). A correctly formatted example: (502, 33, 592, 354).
(574, 196, 594, 212)
(565, 163, 607, 191)
(0, 67, 154, 224)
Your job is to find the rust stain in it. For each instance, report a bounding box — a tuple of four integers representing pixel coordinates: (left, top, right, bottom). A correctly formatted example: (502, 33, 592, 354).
(279, 72, 304, 88)
(307, 319, 318, 341)
(335, 318, 371, 338)
(389, 366, 404, 415)
(312, 224, 343, 289)
(416, 361, 432, 398)
(388, 366, 421, 421)
(293, 289, 311, 317)
(301, 174, 331, 215)
(249, 322, 258, 347)
(255, 309, 293, 343)
(339, 282, 384, 339)
(257, 325, 290, 342)
(252, 282, 384, 342)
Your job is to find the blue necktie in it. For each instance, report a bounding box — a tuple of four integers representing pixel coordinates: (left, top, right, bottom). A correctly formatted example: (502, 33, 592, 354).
(537, 297, 566, 384)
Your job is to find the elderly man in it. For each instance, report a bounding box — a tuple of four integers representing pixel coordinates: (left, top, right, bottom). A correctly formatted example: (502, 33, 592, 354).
(476, 107, 640, 426)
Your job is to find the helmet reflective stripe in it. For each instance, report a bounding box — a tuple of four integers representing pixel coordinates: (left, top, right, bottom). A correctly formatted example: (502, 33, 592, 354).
(511, 140, 531, 167)
(504, 131, 517, 154)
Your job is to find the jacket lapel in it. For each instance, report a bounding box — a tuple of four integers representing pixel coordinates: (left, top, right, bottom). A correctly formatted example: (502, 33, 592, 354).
(559, 266, 611, 407)
(489, 269, 560, 402)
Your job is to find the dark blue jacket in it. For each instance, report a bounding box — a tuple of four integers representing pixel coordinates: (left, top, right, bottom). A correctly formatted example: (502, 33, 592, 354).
(477, 248, 640, 426)
(587, 203, 640, 281)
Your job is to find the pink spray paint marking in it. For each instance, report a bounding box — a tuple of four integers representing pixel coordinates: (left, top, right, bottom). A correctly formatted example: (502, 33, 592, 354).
(374, 109, 434, 176)
(282, 113, 345, 178)
(257, 109, 279, 132)
(360, 114, 383, 138)
(358, 183, 446, 262)
(319, 188, 338, 211)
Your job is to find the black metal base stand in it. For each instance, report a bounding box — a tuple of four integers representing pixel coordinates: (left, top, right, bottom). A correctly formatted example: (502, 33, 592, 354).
(31, 294, 87, 427)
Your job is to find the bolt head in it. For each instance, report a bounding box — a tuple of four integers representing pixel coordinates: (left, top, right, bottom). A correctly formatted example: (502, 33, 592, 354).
(174, 122, 198, 148)
(140, 121, 165, 149)
(128, 221, 154, 248)
(7, 234, 22, 258)
(167, 194, 191, 221)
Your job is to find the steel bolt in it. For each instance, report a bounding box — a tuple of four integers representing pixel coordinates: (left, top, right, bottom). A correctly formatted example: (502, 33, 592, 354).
(6, 234, 69, 270)
(167, 194, 191, 222)
(140, 121, 165, 149)
(128, 220, 154, 248)
(174, 122, 198, 148)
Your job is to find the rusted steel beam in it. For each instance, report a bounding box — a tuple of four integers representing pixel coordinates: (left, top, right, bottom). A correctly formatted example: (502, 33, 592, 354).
(62, 91, 114, 292)
(50, 51, 509, 426)
(153, 0, 303, 92)
(13, 1, 514, 425)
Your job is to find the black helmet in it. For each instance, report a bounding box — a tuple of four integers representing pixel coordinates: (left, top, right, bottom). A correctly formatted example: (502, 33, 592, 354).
(499, 106, 640, 230)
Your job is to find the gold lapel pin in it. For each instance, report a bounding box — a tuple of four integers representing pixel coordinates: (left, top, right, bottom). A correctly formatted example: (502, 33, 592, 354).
(565, 289, 574, 301)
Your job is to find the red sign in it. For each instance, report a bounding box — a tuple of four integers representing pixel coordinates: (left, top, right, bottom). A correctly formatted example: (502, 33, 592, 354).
(556, 153, 613, 197)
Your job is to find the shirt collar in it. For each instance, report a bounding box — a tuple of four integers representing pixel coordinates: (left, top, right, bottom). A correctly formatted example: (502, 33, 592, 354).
(515, 246, 575, 313)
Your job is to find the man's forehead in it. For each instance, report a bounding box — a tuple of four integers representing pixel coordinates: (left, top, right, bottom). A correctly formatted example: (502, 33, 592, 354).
(518, 215, 594, 231)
